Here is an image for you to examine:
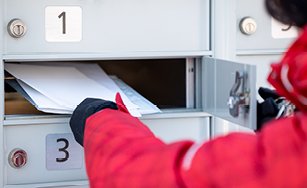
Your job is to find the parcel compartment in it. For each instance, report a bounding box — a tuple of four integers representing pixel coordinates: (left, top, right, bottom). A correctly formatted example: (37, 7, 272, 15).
(3, 58, 210, 186)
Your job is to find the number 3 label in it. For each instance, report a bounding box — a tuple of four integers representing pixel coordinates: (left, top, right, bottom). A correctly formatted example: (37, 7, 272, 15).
(45, 6, 82, 42)
(46, 133, 83, 170)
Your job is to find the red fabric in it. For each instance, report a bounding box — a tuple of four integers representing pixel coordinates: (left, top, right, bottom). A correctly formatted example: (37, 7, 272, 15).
(181, 113, 307, 187)
(84, 109, 193, 188)
(84, 106, 307, 187)
(115, 93, 129, 114)
(268, 26, 307, 111)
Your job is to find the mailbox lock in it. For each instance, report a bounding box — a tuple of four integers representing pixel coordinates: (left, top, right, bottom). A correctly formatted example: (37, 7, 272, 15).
(239, 17, 257, 35)
(8, 149, 27, 169)
(7, 19, 27, 38)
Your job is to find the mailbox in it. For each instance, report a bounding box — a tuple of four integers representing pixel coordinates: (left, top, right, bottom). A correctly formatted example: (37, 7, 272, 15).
(0, 0, 260, 187)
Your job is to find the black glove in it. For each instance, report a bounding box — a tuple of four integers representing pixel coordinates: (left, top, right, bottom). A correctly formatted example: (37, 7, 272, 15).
(258, 87, 280, 100)
(70, 98, 118, 146)
(256, 87, 280, 131)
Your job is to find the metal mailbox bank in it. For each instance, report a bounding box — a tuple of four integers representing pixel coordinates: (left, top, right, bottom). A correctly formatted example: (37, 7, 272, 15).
(0, 0, 296, 187)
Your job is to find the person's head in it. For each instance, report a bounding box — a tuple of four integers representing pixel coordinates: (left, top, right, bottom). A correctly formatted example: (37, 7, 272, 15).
(265, 0, 307, 28)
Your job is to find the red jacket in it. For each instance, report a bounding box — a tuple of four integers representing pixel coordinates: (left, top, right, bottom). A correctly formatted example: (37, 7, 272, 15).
(84, 108, 307, 188)
(83, 26, 307, 188)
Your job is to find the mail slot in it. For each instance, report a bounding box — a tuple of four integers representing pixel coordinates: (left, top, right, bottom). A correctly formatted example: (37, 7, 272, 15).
(4, 57, 256, 130)
(4, 58, 198, 115)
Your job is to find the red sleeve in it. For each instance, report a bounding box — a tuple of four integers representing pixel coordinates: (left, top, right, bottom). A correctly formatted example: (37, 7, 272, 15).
(84, 109, 307, 188)
(84, 109, 193, 188)
(180, 132, 261, 187)
(181, 115, 307, 187)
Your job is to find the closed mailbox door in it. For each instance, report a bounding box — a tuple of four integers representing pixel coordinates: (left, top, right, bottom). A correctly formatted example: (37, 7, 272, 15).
(202, 57, 256, 130)
(236, 0, 297, 51)
(4, 0, 210, 54)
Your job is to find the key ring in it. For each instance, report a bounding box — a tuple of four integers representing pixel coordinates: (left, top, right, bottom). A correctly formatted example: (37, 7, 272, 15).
(275, 99, 296, 119)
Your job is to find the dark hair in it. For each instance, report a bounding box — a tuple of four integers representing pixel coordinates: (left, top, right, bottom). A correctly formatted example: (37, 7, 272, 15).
(265, 0, 307, 28)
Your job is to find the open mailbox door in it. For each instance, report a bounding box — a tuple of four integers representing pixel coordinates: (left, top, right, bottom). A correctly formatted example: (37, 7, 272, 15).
(202, 57, 257, 130)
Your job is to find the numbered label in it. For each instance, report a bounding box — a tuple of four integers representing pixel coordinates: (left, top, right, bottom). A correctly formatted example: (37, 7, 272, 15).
(46, 133, 83, 170)
(271, 18, 298, 39)
(45, 6, 82, 42)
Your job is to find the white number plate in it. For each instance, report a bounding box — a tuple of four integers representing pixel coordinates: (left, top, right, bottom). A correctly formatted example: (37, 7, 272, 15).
(45, 6, 82, 42)
(46, 133, 83, 170)
(271, 18, 298, 39)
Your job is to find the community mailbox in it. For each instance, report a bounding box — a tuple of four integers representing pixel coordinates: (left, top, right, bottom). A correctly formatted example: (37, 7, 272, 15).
(0, 0, 262, 187)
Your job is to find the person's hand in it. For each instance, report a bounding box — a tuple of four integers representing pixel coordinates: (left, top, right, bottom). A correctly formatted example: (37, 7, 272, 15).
(69, 98, 118, 146)
(256, 87, 280, 131)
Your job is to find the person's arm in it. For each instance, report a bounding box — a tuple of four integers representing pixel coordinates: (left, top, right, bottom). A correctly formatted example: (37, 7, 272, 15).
(70, 94, 193, 187)
(84, 108, 269, 188)
(70, 94, 259, 188)
(180, 132, 260, 187)
(71, 94, 290, 188)
(84, 108, 193, 187)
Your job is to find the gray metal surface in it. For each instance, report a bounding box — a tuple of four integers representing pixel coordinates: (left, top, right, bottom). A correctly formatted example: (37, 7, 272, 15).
(4, 123, 87, 184)
(4, 0, 210, 54)
(0, 1, 4, 187)
(202, 57, 256, 130)
(236, 0, 296, 51)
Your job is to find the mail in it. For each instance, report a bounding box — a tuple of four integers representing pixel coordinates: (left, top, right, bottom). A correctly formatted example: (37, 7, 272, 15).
(5, 63, 161, 117)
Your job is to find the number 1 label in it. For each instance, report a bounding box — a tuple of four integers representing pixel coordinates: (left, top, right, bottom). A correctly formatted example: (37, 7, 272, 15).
(45, 6, 82, 42)
(46, 133, 83, 170)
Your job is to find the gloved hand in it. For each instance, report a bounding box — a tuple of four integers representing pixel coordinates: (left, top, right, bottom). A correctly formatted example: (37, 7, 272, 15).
(256, 87, 280, 131)
(69, 98, 118, 146)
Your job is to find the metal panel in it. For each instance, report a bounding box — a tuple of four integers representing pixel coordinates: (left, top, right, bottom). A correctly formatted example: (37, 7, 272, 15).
(202, 57, 256, 130)
(143, 115, 210, 143)
(4, 123, 87, 185)
(0, 1, 5, 187)
(4, 0, 210, 54)
(236, 0, 297, 51)
(4, 182, 90, 188)
(211, 117, 255, 139)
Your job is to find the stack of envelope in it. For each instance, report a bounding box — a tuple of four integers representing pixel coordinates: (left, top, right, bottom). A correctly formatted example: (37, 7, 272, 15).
(5, 62, 161, 117)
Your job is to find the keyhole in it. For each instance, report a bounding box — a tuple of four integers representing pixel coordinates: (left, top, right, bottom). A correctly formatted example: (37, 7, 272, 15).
(7, 19, 27, 38)
(245, 23, 255, 33)
(13, 25, 24, 36)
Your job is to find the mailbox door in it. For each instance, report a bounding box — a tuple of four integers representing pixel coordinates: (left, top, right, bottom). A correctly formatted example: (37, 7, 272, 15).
(4, 120, 87, 185)
(5, 0, 210, 54)
(202, 57, 256, 130)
